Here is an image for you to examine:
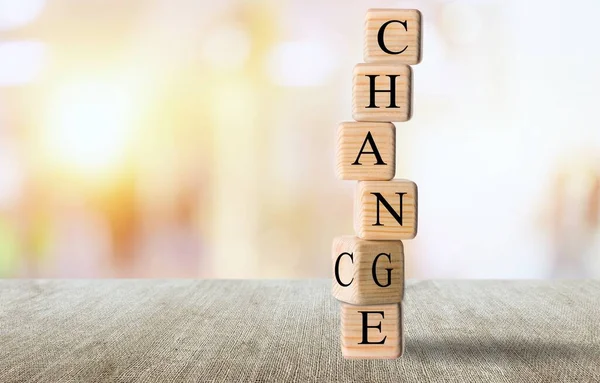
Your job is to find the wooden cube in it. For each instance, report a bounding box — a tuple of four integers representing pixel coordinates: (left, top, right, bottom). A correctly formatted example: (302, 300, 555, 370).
(352, 63, 412, 123)
(336, 122, 395, 181)
(332, 236, 404, 305)
(341, 302, 403, 359)
(354, 180, 417, 240)
(364, 9, 422, 65)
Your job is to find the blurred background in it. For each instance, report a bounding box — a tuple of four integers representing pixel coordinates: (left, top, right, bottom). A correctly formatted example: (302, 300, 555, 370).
(0, 0, 599, 278)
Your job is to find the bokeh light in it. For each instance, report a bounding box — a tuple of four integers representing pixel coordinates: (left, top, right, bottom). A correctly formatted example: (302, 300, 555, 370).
(43, 79, 135, 175)
(0, 0, 45, 30)
(0, 41, 46, 86)
(0, 0, 599, 279)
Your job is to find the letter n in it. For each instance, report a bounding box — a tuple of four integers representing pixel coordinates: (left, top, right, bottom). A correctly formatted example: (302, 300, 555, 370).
(371, 192, 406, 226)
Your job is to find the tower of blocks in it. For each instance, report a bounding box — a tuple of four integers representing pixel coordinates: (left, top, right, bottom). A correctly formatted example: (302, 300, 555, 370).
(333, 8, 421, 359)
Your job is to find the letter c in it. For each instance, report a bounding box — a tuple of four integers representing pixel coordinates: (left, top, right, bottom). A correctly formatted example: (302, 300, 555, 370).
(378, 20, 408, 55)
(334, 252, 354, 287)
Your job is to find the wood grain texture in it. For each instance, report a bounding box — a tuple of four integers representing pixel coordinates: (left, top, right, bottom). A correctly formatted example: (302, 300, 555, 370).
(341, 302, 403, 359)
(332, 236, 404, 305)
(364, 9, 422, 65)
(336, 122, 395, 181)
(352, 63, 412, 122)
(354, 180, 417, 240)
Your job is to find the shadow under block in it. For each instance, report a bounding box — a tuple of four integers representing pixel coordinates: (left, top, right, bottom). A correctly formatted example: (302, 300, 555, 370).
(341, 303, 403, 359)
(364, 9, 422, 65)
(352, 63, 412, 123)
(354, 180, 417, 240)
(336, 122, 395, 181)
(332, 236, 404, 305)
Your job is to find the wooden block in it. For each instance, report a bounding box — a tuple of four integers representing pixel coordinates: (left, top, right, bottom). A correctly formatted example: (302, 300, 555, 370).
(352, 63, 412, 123)
(341, 302, 403, 359)
(354, 180, 417, 240)
(336, 122, 395, 181)
(332, 236, 404, 305)
(364, 9, 422, 65)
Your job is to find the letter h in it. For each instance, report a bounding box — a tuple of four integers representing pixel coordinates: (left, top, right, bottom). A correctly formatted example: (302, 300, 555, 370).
(366, 75, 399, 109)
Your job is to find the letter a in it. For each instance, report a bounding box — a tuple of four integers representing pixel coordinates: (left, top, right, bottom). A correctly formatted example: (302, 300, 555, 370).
(352, 131, 386, 166)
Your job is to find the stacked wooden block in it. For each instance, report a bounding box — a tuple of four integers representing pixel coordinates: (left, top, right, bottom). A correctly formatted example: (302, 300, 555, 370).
(332, 9, 422, 359)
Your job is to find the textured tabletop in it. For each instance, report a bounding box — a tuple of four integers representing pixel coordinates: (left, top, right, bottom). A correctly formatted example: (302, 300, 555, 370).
(0, 279, 599, 382)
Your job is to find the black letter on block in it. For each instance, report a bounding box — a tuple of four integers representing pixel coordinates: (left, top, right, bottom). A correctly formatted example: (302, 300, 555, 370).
(372, 192, 406, 226)
(334, 252, 354, 287)
(352, 131, 386, 166)
(358, 311, 387, 344)
(372, 253, 393, 287)
(366, 75, 399, 109)
(378, 20, 409, 55)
